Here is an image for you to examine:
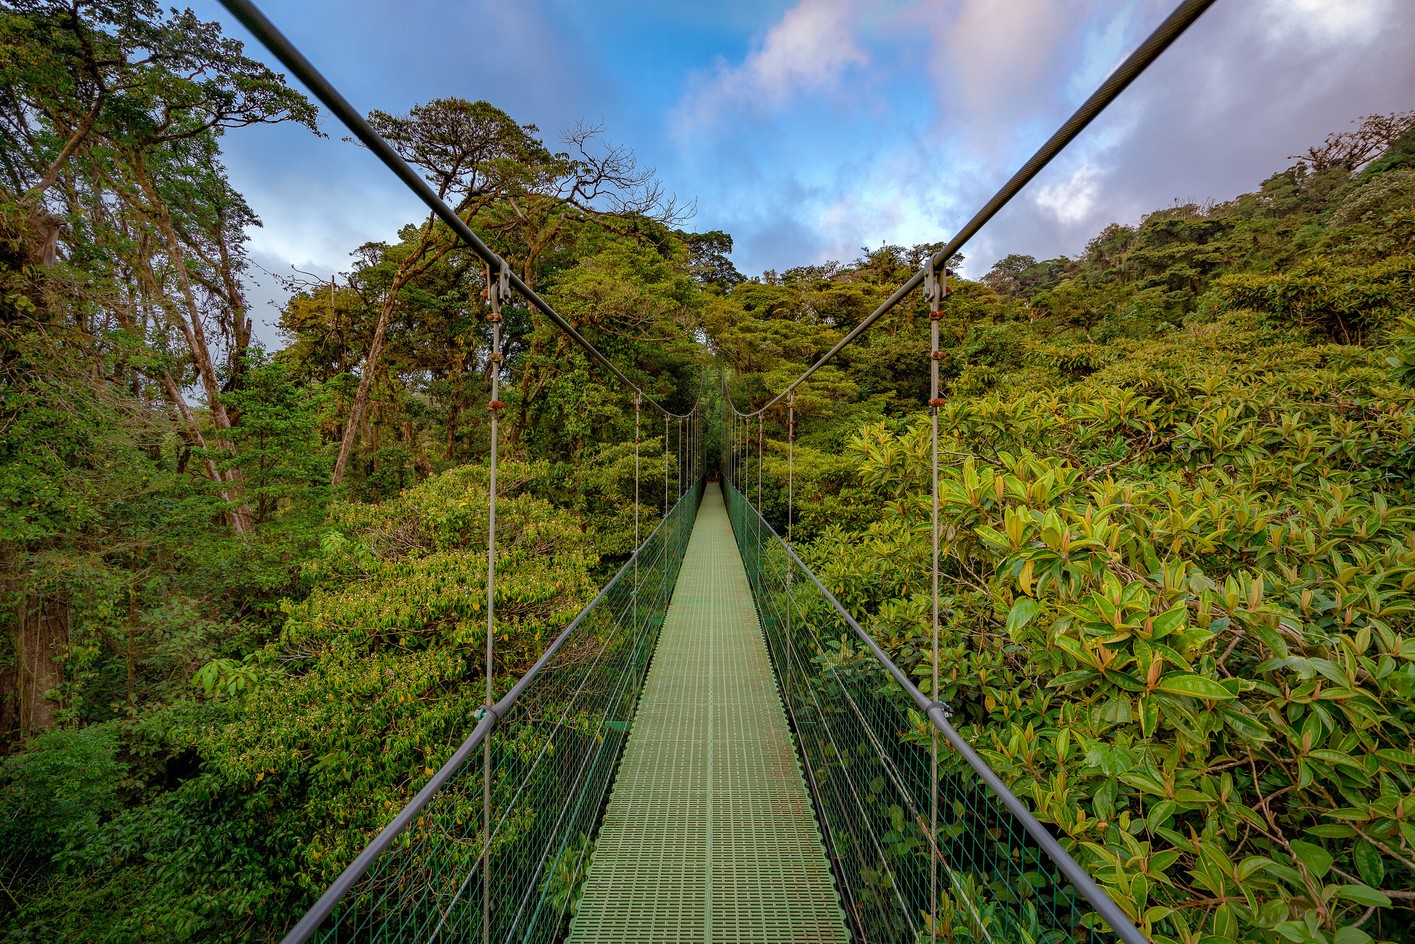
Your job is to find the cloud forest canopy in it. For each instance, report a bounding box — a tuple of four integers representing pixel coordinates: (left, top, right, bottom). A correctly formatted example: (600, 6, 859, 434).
(2, 2, 1414, 942)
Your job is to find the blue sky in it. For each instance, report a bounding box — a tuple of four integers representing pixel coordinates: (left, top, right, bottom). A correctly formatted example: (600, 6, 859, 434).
(189, 0, 1415, 341)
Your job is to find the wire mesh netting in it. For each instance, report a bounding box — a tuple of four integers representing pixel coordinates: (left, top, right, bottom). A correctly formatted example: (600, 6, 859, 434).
(723, 480, 1117, 944)
(298, 480, 704, 944)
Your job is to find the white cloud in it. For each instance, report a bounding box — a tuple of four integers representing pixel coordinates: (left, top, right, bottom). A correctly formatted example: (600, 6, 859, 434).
(1261, 0, 1390, 46)
(1033, 161, 1100, 226)
(921, 0, 1072, 145)
(671, 0, 869, 136)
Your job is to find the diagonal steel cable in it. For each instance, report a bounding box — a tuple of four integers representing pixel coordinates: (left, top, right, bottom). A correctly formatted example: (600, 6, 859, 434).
(728, 0, 1218, 416)
(726, 479, 1150, 944)
(216, 0, 702, 418)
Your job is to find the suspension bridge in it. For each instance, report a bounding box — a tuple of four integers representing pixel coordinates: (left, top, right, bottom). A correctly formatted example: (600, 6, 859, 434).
(215, 0, 1223, 940)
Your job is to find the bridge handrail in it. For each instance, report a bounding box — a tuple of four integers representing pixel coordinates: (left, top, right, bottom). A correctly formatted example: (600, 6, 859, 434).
(280, 483, 703, 944)
(725, 481, 1150, 944)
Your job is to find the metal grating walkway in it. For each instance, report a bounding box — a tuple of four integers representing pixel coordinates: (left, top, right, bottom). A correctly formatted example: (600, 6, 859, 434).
(568, 484, 848, 944)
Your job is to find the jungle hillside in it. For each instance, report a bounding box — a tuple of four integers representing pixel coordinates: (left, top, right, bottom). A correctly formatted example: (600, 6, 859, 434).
(3, 2, 1415, 943)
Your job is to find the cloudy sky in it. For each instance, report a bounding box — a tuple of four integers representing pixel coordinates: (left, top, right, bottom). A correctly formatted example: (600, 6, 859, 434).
(190, 0, 1415, 338)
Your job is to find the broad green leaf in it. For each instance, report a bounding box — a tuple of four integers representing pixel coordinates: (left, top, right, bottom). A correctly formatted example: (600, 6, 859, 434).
(1289, 839, 1333, 879)
(1006, 596, 1042, 636)
(1334, 884, 1390, 908)
(1334, 927, 1373, 944)
(1353, 839, 1384, 887)
(1156, 673, 1235, 700)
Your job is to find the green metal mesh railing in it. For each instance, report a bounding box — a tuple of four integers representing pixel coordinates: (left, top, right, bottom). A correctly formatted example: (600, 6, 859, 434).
(286, 480, 704, 944)
(724, 480, 1125, 944)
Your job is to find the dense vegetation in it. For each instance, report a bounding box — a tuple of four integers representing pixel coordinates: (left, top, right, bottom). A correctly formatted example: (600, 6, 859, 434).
(724, 114, 1415, 944)
(2, 2, 1412, 942)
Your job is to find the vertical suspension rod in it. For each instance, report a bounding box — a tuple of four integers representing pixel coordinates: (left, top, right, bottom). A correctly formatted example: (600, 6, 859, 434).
(756, 414, 764, 510)
(484, 263, 508, 944)
(634, 393, 641, 634)
(927, 263, 947, 941)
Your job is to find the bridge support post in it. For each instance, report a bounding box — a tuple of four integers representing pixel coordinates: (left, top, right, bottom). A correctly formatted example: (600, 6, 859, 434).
(483, 262, 509, 944)
(634, 393, 642, 638)
(925, 260, 948, 943)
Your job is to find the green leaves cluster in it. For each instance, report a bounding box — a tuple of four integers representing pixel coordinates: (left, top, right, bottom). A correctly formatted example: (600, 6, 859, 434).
(204, 462, 598, 879)
(787, 316, 1415, 943)
(720, 114, 1415, 944)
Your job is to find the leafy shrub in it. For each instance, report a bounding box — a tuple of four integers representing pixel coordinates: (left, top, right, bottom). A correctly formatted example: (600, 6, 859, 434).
(799, 318, 1415, 943)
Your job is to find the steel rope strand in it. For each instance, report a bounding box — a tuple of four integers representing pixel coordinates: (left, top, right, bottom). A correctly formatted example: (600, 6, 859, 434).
(752, 497, 995, 941)
(483, 263, 507, 944)
(927, 263, 945, 944)
(280, 485, 684, 944)
(765, 498, 1147, 944)
(722, 0, 1218, 417)
(786, 392, 795, 744)
(756, 413, 763, 510)
(634, 393, 641, 641)
(215, 0, 696, 419)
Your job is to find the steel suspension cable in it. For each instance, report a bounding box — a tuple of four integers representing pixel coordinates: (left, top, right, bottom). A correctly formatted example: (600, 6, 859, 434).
(926, 264, 945, 944)
(483, 264, 507, 944)
(786, 391, 796, 679)
(634, 393, 642, 640)
(730, 0, 1217, 416)
(756, 414, 763, 510)
(215, 0, 707, 421)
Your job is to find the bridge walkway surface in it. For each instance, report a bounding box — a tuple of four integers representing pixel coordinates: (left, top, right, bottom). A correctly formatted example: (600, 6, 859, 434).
(568, 483, 848, 944)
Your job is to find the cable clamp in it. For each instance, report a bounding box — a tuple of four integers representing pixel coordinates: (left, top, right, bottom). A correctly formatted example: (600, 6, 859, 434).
(928, 397, 946, 408)
(488, 400, 505, 412)
(487, 312, 502, 323)
(475, 702, 505, 723)
(926, 700, 953, 719)
(930, 350, 947, 360)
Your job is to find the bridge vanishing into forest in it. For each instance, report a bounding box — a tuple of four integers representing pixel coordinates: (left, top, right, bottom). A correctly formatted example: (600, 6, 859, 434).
(215, 0, 1223, 941)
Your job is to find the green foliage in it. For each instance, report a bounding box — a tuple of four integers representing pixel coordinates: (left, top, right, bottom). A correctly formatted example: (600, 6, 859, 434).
(203, 462, 598, 891)
(1219, 257, 1415, 343)
(722, 119, 1415, 944)
(6, 9, 1415, 938)
(783, 319, 1415, 943)
(0, 724, 122, 859)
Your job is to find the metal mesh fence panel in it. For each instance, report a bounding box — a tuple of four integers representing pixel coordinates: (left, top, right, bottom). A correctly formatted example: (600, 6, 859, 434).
(724, 480, 1118, 944)
(294, 481, 704, 944)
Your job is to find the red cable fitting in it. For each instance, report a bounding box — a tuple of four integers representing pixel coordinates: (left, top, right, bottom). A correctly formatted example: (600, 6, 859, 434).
(930, 350, 947, 360)
(929, 397, 946, 407)
(929, 310, 943, 320)
(487, 312, 502, 323)
(488, 400, 505, 411)
(489, 353, 504, 363)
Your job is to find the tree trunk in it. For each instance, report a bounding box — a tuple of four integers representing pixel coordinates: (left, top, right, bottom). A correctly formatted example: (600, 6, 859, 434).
(21, 97, 103, 208)
(131, 162, 253, 533)
(0, 664, 17, 749)
(15, 587, 69, 737)
(332, 289, 395, 486)
(213, 202, 253, 385)
(121, 248, 249, 531)
(332, 218, 447, 486)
